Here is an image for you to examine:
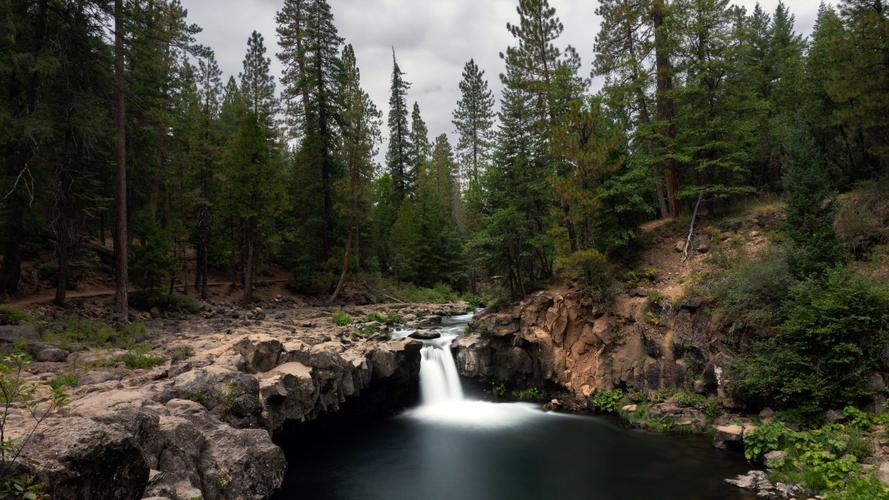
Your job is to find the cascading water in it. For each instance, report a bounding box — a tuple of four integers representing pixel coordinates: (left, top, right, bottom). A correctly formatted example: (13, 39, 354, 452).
(419, 336, 464, 404)
(400, 312, 541, 427)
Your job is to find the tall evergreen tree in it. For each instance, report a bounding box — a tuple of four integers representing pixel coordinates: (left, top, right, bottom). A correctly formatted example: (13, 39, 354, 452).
(452, 59, 495, 191)
(783, 124, 843, 278)
(386, 49, 412, 205)
(408, 102, 431, 196)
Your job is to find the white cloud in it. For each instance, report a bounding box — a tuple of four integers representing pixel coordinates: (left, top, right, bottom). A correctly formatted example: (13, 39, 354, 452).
(184, 0, 822, 157)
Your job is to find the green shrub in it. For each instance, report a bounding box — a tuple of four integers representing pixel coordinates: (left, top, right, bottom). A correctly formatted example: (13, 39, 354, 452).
(491, 382, 507, 399)
(824, 475, 889, 499)
(385, 312, 404, 325)
(169, 346, 194, 363)
(43, 317, 147, 349)
(555, 249, 613, 299)
(712, 246, 796, 329)
(674, 391, 722, 419)
(130, 209, 176, 292)
(625, 266, 658, 288)
(120, 352, 166, 369)
(592, 389, 624, 413)
(131, 291, 201, 314)
(463, 293, 485, 309)
(730, 269, 889, 416)
(511, 387, 543, 401)
(363, 312, 385, 323)
(0, 306, 32, 326)
(331, 311, 353, 326)
(47, 374, 79, 391)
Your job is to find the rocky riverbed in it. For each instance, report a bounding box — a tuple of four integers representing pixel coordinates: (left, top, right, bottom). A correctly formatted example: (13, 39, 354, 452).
(2, 300, 468, 499)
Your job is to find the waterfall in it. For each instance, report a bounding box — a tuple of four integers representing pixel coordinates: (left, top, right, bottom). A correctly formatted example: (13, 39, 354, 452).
(419, 337, 464, 405)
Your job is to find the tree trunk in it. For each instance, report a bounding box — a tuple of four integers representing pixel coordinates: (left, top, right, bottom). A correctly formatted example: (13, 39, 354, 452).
(243, 228, 255, 304)
(328, 227, 353, 304)
(113, 0, 129, 319)
(653, 0, 681, 218)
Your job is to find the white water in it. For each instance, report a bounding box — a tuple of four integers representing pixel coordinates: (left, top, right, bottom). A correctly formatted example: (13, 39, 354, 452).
(403, 312, 546, 428)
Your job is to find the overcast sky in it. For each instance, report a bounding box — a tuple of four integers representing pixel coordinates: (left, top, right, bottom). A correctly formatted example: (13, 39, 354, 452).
(184, 0, 821, 155)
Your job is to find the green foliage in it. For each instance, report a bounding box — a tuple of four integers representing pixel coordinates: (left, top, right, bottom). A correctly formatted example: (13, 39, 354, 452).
(712, 245, 796, 329)
(331, 311, 353, 326)
(673, 391, 722, 419)
(729, 269, 889, 415)
(744, 419, 888, 496)
(491, 382, 507, 399)
(625, 267, 658, 288)
(130, 209, 176, 293)
(0, 353, 68, 489)
(46, 374, 80, 391)
(511, 387, 543, 401)
(169, 346, 194, 364)
(120, 349, 166, 370)
(43, 318, 147, 350)
(130, 291, 201, 314)
(0, 307, 32, 326)
(783, 125, 844, 278)
(591, 389, 625, 413)
(824, 475, 889, 500)
(555, 249, 613, 299)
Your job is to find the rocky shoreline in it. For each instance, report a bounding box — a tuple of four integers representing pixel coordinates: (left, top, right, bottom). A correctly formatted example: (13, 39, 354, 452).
(4, 301, 467, 499)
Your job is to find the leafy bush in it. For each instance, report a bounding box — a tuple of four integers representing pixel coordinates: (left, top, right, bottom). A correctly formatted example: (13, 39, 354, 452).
(130, 291, 201, 314)
(625, 266, 658, 288)
(729, 269, 889, 416)
(511, 387, 543, 401)
(42, 317, 148, 349)
(364, 312, 385, 323)
(385, 312, 404, 325)
(744, 420, 885, 496)
(1, 354, 68, 495)
(331, 311, 353, 326)
(592, 389, 624, 413)
(712, 246, 796, 329)
(463, 293, 486, 309)
(130, 209, 176, 292)
(168, 346, 194, 364)
(674, 391, 722, 419)
(824, 475, 889, 499)
(47, 374, 79, 391)
(0, 306, 32, 326)
(120, 352, 166, 369)
(555, 249, 613, 299)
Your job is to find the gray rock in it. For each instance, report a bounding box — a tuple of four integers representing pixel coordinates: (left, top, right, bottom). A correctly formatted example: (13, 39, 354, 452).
(713, 424, 745, 449)
(409, 331, 441, 340)
(81, 370, 121, 385)
(764, 450, 787, 468)
(36, 346, 68, 362)
(19, 416, 149, 500)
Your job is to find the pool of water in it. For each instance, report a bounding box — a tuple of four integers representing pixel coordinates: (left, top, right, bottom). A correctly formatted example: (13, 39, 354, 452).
(275, 400, 754, 500)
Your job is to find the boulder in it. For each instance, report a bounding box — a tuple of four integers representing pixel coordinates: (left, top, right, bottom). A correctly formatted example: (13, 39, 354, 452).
(764, 450, 787, 468)
(713, 424, 745, 449)
(19, 416, 149, 500)
(621, 404, 638, 413)
(36, 346, 68, 363)
(409, 331, 441, 340)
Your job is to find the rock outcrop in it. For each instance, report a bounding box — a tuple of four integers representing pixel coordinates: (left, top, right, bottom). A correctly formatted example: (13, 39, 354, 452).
(7, 303, 439, 499)
(454, 289, 729, 402)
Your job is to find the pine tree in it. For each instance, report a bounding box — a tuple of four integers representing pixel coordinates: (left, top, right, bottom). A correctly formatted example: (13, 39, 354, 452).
(408, 102, 431, 196)
(240, 31, 277, 131)
(452, 59, 495, 191)
(386, 49, 412, 205)
(330, 44, 381, 301)
(276, 0, 310, 142)
(783, 124, 843, 278)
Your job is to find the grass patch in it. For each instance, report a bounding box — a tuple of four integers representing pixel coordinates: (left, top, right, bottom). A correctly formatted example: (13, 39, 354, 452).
(130, 291, 201, 314)
(331, 311, 353, 326)
(42, 318, 148, 349)
(46, 374, 79, 390)
(0, 306, 32, 325)
(120, 352, 166, 369)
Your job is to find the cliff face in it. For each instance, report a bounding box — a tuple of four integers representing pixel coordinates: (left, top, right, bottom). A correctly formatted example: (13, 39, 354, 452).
(6, 303, 446, 500)
(454, 289, 732, 404)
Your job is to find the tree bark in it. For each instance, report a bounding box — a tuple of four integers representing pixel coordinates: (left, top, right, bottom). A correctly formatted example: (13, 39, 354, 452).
(113, 0, 129, 319)
(653, 0, 681, 218)
(328, 227, 353, 304)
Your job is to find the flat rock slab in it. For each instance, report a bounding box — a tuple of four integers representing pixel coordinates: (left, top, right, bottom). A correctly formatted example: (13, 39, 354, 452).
(409, 331, 441, 340)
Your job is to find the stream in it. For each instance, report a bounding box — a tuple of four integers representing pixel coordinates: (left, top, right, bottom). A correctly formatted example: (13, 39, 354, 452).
(276, 313, 753, 500)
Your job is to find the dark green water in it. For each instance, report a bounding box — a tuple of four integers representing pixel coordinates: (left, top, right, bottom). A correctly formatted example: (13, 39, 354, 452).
(276, 400, 754, 500)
